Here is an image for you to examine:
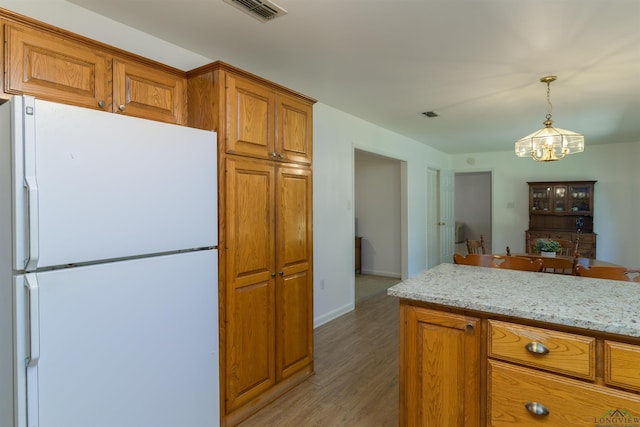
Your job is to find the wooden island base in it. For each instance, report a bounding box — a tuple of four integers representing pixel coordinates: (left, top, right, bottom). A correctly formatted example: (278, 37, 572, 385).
(390, 263, 640, 426)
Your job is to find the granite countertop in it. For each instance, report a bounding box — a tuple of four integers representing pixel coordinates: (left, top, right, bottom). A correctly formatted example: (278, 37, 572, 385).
(387, 263, 640, 338)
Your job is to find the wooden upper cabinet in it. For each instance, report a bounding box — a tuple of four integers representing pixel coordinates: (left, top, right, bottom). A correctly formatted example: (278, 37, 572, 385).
(113, 59, 186, 124)
(224, 70, 313, 164)
(4, 22, 187, 124)
(4, 24, 109, 110)
(529, 181, 595, 216)
(225, 72, 274, 159)
(276, 93, 312, 165)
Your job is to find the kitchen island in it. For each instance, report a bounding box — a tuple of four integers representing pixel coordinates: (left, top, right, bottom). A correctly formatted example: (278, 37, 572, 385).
(388, 263, 640, 427)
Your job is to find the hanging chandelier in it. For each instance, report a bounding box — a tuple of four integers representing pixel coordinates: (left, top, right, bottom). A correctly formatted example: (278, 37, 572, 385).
(515, 76, 584, 162)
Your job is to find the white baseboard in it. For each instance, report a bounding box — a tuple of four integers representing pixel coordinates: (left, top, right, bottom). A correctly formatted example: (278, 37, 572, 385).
(361, 269, 400, 278)
(313, 302, 354, 329)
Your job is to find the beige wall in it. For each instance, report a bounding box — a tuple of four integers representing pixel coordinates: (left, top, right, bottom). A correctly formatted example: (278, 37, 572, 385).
(451, 142, 640, 267)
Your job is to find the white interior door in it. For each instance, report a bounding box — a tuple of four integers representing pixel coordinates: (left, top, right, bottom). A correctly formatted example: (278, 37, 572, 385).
(439, 170, 455, 263)
(427, 168, 455, 268)
(427, 168, 440, 268)
(16, 251, 219, 427)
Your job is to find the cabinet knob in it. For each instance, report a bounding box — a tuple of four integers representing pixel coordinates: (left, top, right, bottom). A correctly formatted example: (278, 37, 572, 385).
(118, 104, 126, 112)
(97, 100, 106, 108)
(278, 153, 285, 159)
(270, 152, 277, 158)
(525, 402, 549, 416)
(525, 341, 550, 355)
(279, 271, 284, 276)
(271, 272, 276, 277)
(465, 323, 474, 333)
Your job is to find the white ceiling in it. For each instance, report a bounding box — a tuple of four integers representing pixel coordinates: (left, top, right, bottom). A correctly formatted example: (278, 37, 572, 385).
(68, 0, 640, 154)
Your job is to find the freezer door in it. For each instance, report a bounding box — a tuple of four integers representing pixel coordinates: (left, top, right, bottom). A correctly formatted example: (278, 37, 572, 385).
(14, 251, 219, 427)
(14, 96, 217, 270)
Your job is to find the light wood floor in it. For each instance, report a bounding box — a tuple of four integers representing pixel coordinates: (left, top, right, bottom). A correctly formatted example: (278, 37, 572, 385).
(355, 274, 401, 304)
(238, 292, 400, 426)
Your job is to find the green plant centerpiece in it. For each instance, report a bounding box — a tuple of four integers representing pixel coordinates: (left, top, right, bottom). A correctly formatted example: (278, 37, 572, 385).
(535, 239, 561, 256)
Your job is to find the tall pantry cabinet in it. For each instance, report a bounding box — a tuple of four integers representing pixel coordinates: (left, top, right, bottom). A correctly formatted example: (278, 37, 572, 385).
(187, 62, 315, 426)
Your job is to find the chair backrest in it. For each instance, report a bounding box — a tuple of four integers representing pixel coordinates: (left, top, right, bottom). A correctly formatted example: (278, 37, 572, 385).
(466, 234, 486, 255)
(493, 256, 544, 272)
(538, 256, 577, 275)
(575, 265, 640, 282)
(454, 253, 543, 272)
(555, 239, 575, 256)
(454, 253, 494, 267)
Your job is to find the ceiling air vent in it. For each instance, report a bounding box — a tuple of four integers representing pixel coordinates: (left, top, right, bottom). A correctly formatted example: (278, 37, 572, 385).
(222, 0, 288, 22)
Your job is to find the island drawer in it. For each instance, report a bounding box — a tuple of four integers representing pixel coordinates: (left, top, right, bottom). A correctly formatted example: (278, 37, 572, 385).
(605, 341, 640, 392)
(488, 360, 640, 427)
(488, 320, 595, 380)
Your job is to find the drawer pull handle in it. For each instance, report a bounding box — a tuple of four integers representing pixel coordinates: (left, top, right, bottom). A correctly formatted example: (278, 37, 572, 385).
(525, 401, 549, 416)
(525, 341, 549, 355)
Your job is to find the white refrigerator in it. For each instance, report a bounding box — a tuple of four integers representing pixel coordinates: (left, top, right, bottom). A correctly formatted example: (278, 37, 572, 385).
(0, 96, 220, 427)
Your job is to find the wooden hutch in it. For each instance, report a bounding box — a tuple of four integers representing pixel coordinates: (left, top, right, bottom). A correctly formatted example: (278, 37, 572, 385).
(526, 181, 597, 258)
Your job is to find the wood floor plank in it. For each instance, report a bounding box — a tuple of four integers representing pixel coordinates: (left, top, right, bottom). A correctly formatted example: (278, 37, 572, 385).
(238, 292, 400, 426)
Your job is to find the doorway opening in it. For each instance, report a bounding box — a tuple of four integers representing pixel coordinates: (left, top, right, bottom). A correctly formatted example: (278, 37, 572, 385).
(454, 171, 492, 254)
(353, 149, 406, 304)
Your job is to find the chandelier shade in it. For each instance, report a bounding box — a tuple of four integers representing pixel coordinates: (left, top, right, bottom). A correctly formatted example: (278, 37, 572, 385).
(515, 76, 584, 162)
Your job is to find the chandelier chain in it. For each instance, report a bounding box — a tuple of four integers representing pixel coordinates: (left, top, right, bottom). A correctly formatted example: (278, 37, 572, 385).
(546, 80, 553, 120)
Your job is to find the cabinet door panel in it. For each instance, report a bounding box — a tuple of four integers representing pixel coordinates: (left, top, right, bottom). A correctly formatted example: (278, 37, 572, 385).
(226, 279, 275, 411)
(5, 25, 108, 109)
(225, 158, 276, 411)
(113, 59, 186, 124)
(401, 306, 480, 427)
(276, 166, 313, 379)
(226, 73, 274, 158)
(605, 341, 640, 392)
(276, 270, 313, 380)
(277, 167, 312, 271)
(276, 93, 312, 164)
(227, 158, 275, 280)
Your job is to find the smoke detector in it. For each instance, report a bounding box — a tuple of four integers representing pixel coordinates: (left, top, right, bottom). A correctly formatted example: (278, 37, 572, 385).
(223, 0, 288, 22)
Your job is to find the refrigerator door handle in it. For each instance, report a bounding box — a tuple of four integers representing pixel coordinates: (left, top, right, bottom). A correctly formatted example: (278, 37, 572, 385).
(22, 96, 40, 271)
(24, 176, 40, 271)
(24, 273, 40, 366)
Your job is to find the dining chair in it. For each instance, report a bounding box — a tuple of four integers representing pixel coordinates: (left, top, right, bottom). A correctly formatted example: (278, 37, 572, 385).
(454, 253, 543, 272)
(466, 234, 486, 255)
(538, 256, 577, 275)
(574, 265, 640, 282)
